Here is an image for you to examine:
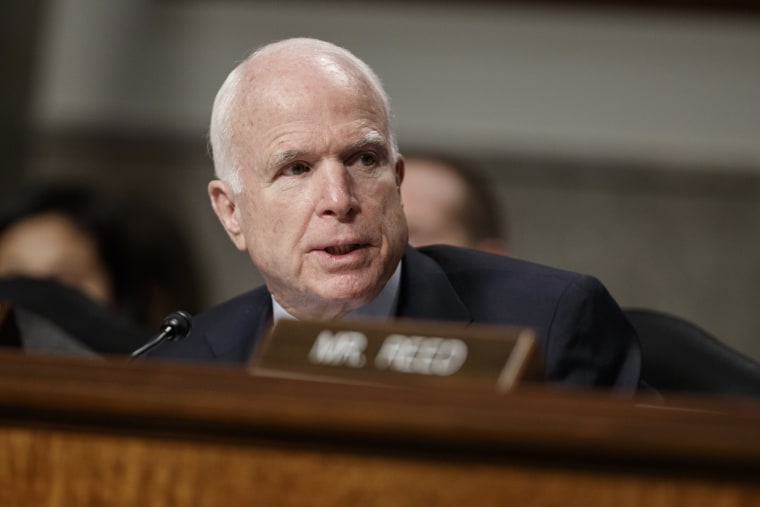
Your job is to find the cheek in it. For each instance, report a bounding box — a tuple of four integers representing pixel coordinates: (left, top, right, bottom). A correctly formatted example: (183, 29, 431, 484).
(240, 194, 301, 252)
(375, 187, 408, 242)
(380, 182, 405, 218)
(74, 271, 115, 306)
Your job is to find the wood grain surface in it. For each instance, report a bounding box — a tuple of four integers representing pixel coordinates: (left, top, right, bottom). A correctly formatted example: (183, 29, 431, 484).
(0, 350, 758, 506)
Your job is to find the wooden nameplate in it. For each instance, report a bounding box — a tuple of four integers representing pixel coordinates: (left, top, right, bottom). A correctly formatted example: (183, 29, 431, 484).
(248, 318, 543, 393)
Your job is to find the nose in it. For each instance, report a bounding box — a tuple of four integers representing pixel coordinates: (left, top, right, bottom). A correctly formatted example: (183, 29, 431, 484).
(315, 161, 358, 220)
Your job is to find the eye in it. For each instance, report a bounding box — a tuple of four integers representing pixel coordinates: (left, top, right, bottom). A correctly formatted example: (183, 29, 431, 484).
(282, 162, 311, 176)
(357, 152, 378, 167)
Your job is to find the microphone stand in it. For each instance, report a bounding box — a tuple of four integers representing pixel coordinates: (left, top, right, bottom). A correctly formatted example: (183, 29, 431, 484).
(129, 311, 192, 360)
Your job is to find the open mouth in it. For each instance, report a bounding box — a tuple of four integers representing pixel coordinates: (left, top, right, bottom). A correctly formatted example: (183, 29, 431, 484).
(324, 243, 363, 255)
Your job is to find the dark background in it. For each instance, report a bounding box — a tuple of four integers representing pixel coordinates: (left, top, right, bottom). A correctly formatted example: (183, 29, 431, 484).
(3, 0, 759, 359)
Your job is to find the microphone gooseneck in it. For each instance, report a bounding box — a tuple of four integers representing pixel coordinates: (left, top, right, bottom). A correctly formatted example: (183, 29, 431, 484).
(129, 310, 192, 359)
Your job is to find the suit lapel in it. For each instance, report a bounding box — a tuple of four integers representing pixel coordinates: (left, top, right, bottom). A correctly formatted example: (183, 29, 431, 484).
(396, 246, 472, 324)
(206, 287, 273, 362)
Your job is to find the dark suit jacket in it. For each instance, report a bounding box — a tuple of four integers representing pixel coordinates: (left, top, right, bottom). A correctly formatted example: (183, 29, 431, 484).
(149, 245, 641, 388)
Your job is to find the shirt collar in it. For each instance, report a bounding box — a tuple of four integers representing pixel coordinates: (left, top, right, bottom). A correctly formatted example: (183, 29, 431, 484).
(272, 261, 402, 324)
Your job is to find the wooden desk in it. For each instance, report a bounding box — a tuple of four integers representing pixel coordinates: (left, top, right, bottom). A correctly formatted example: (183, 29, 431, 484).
(0, 350, 757, 506)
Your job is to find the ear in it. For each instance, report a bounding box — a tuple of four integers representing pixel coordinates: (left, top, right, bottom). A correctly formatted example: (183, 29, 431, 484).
(208, 180, 247, 251)
(394, 156, 405, 188)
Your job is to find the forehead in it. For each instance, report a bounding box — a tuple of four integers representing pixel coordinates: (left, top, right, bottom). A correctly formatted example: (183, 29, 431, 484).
(0, 213, 98, 267)
(2, 212, 84, 241)
(230, 55, 390, 155)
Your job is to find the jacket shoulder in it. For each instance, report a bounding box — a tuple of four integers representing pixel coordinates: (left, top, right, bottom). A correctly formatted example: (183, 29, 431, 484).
(414, 244, 587, 289)
(147, 286, 271, 363)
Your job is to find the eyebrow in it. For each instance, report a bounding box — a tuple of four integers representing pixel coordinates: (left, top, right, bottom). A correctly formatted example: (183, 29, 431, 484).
(270, 149, 307, 170)
(269, 132, 390, 170)
(346, 131, 388, 154)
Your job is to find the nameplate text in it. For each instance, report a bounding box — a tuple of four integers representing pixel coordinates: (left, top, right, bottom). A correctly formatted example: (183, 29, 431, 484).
(249, 318, 543, 393)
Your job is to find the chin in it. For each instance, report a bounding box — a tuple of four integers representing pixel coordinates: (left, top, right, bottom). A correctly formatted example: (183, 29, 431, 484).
(316, 278, 377, 306)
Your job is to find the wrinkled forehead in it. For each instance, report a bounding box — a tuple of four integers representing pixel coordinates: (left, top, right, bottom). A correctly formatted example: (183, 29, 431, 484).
(230, 49, 389, 132)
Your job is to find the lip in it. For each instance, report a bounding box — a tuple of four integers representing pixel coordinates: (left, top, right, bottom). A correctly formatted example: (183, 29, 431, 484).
(323, 243, 368, 257)
(318, 242, 370, 256)
(307, 238, 374, 268)
(310, 234, 369, 250)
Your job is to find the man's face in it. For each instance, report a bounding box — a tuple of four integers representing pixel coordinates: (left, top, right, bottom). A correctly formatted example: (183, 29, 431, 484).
(401, 159, 472, 249)
(0, 213, 114, 306)
(210, 66, 407, 320)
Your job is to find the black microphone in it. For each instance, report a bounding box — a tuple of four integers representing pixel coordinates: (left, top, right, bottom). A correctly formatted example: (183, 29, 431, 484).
(129, 310, 192, 359)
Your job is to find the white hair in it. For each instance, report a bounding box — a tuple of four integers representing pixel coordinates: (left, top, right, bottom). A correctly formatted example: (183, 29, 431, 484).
(208, 38, 398, 194)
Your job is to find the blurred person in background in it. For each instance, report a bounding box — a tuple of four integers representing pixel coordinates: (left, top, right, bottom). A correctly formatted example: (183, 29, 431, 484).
(0, 182, 203, 336)
(401, 153, 508, 255)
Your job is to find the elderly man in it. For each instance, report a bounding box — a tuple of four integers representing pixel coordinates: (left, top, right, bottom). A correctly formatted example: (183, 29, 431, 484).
(150, 37, 640, 389)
